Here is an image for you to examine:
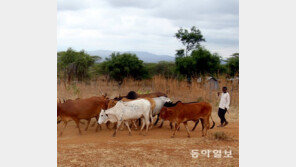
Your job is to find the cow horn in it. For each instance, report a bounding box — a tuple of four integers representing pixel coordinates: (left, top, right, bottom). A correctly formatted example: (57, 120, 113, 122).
(98, 87, 104, 96)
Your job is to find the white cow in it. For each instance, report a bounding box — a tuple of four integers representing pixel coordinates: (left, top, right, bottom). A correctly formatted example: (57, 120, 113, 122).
(152, 96, 171, 116)
(98, 99, 151, 136)
(146, 96, 171, 127)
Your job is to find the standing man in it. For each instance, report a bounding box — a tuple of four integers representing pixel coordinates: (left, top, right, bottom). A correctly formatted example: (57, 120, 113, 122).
(217, 87, 230, 127)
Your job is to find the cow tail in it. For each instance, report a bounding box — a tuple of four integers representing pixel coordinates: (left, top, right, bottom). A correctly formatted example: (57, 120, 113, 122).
(210, 115, 215, 129)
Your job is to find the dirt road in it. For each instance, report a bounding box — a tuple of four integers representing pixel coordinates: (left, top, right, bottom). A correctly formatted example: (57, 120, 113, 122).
(57, 119, 239, 167)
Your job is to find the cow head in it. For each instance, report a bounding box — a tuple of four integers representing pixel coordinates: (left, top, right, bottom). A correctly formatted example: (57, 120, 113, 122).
(158, 96, 172, 103)
(98, 109, 109, 124)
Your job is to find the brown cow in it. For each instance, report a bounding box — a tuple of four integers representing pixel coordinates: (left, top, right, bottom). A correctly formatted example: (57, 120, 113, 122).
(158, 107, 200, 131)
(57, 96, 109, 136)
(57, 98, 87, 125)
(159, 101, 215, 138)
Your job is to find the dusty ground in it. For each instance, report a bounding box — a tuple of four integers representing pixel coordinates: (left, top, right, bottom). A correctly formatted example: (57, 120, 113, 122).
(57, 114, 239, 167)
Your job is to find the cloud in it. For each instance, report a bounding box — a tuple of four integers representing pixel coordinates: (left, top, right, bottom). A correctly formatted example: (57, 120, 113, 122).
(57, 0, 89, 11)
(106, 0, 158, 9)
(57, 0, 238, 58)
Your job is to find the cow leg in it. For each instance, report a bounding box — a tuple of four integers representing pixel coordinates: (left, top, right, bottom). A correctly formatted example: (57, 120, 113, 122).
(139, 118, 145, 135)
(145, 118, 150, 136)
(138, 118, 141, 127)
(57, 116, 61, 124)
(59, 121, 68, 136)
(113, 122, 117, 129)
(120, 122, 125, 131)
(170, 122, 173, 129)
(95, 116, 102, 132)
(73, 119, 82, 135)
(95, 124, 102, 132)
(113, 121, 121, 137)
(75, 121, 83, 128)
(177, 123, 181, 131)
(91, 118, 97, 127)
(173, 122, 180, 131)
(158, 120, 164, 128)
(200, 119, 205, 131)
(124, 121, 132, 136)
(202, 118, 209, 137)
(85, 119, 91, 131)
(191, 120, 200, 131)
(134, 119, 139, 128)
(79, 121, 85, 125)
(105, 121, 112, 130)
(154, 114, 160, 126)
(132, 120, 138, 130)
(183, 122, 191, 138)
(171, 123, 180, 138)
(149, 114, 154, 129)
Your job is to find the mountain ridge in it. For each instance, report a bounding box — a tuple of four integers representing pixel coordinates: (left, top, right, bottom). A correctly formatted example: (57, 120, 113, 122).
(87, 50, 175, 63)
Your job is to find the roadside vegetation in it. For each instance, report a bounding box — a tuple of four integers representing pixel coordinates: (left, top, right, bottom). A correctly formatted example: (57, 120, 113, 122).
(57, 26, 239, 84)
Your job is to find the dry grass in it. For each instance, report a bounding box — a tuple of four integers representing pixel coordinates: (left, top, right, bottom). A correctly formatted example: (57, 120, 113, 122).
(57, 75, 239, 108)
(211, 132, 233, 141)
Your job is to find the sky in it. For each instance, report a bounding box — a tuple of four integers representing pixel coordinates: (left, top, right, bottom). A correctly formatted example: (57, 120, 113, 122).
(57, 0, 238, 58)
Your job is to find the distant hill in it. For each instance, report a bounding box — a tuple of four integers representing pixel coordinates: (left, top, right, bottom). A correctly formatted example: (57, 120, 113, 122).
(87, 50, 175, 63)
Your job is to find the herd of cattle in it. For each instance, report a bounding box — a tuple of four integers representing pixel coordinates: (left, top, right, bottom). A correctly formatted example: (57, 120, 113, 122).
(57, 91, 215, 138)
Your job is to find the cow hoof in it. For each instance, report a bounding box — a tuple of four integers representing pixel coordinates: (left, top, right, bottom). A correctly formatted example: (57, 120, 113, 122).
(187, 136, 191, 138)
(171, 136, 175, 138)
(129, 133, 132, 136)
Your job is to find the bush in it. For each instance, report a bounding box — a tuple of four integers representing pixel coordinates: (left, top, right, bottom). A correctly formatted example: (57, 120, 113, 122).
(57, 48, 99, 81)
(145, 61, 176, 78)
(100, 52, 149, 84)
(226, 53, 239, 77)
(175, 47, 221, 79)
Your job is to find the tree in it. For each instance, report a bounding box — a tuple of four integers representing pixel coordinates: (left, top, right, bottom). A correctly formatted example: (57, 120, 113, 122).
(100, 52, 149, 84)
(175, 26, 205, 57)
(175, 56, 195, 79)
(145, 61, 176, 78)
(175, 47, 221, 79)
(226, 53, 239, 77)
(191, 48, 221, 76)
(57, 48, 99, 81)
